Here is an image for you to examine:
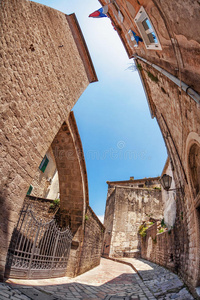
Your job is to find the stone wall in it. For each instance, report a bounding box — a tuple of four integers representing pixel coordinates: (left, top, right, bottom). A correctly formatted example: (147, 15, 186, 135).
(77, 206, 105, 275)
(107, 176, 161, 189)
(24, 196, 57, 222)
(141, 222, 176, 272)
(0, 0, 97, 280)
(111, 187, 163, 257)
(139, 61, 200, 290)
(103, 180, 163, 258)
(102, 188, 116, 257)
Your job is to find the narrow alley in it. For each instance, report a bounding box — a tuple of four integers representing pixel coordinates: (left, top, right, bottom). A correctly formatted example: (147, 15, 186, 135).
(1, 258, 194, 300)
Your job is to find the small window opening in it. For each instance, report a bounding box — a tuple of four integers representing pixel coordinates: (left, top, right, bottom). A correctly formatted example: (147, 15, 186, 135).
(39, 155, 49, 173)
(27, 185, 33, 195)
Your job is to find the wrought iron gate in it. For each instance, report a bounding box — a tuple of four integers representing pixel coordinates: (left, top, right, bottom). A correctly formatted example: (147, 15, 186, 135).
(6, 205, 73, 279)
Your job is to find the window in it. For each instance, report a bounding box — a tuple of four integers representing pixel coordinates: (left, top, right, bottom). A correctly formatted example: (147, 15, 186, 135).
(109, 0, 124, 23)
(134, 6, 162, 50)
(39, 155, 49, 173)
(117, 10, 124, 23)
(27, 185, 33, 195)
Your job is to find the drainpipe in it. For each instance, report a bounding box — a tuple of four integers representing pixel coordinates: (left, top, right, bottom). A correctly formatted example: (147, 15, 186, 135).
(134, 55, 200, 105)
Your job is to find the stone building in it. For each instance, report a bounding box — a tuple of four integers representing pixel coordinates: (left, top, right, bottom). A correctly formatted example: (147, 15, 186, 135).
(0, 0, 102, 280)
(27, 146, 59, 200)
(140, 158, 177, 272)
(99, 0, 200, 295)
(161, 158, 176, 230)
(102, 177, 163, 258)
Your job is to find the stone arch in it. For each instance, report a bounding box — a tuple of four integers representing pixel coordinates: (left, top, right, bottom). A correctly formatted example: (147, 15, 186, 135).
(185, 132, 200, 203)
(188, 143, 200, 199)
(51, 112, 89, 235)
(4, 112, 90, 279)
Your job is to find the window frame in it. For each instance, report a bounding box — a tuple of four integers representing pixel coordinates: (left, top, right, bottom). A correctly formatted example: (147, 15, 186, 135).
(27, 185, 33, 196)
(134, 6, 162, 50)
(39, 155, 49, 173)
(113, 2, 124, 23)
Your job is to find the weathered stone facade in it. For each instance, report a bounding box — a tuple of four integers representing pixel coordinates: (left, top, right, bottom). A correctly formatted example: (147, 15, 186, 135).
(139, 61, 200, 292)
(77, 206, 105, 276)
(0, 0, 97, 280)
(140, 222, 176, 272)
(24, 195, 58, 222)
(103, 177, 163, 258)
(99, 0, 200, 295)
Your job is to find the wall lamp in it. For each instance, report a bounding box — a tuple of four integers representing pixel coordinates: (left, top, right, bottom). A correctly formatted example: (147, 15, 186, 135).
(160, 174, 182, 192)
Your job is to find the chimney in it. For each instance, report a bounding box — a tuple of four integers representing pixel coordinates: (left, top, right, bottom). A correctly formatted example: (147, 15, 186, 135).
(130, 176, 134, 181)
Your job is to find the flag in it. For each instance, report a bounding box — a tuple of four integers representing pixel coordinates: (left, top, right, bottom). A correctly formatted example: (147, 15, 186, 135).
(131, 30, 143, 45)
(89, 5, 108, 18)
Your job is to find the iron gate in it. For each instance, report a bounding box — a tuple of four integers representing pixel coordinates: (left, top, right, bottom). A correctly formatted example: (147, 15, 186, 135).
(6, 204, 73, 279)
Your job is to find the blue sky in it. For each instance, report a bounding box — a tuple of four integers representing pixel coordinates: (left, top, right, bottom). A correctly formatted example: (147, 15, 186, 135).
(33, 0, 167, 221)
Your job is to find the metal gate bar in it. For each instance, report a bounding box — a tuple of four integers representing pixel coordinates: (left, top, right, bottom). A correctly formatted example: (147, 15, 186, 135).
(6, 204, 73, 279)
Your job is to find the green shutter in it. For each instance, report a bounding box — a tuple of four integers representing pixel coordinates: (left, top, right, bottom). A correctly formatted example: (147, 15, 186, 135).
(27, 185, 33, 195)
(39, 155, 49, 173)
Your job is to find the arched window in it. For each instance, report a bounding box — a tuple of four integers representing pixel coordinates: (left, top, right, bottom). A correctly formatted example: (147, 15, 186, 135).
(188, 143, 200, 199)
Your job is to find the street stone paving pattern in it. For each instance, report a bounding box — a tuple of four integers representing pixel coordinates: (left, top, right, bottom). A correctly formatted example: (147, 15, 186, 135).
(118, 258, 194, 300)
(0, 258, 195, 300)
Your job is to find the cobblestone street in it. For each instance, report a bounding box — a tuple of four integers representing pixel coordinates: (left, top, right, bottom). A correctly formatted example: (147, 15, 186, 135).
(0, 258, 194, 300)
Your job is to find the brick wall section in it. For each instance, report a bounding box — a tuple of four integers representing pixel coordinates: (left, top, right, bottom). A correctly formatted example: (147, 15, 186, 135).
(51, 121, 85, 235)
(24, 196, 57, 222)
(51, 117, 86, 278)
(51, 112, 91, 277)
(77, 206, 105, 275)
(0, 0, 97, 280)
(102, 188, 116, 257)
(141, 223, 176, 272)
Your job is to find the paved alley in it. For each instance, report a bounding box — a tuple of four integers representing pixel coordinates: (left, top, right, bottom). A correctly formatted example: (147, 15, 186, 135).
(1, 258, 195, 300)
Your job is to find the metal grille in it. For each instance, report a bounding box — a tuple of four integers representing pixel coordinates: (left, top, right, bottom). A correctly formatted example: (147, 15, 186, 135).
(6, 205, 73, 279)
